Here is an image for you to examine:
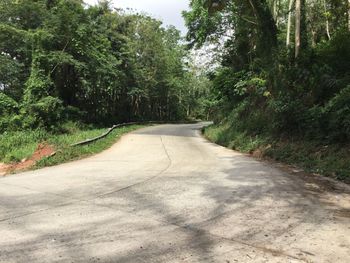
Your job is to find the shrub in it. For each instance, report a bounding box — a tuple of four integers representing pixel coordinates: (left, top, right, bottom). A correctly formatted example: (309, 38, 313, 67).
(324, 85, 350, 141)
(268, 92, 307, 133)
(22, 96, 64, 130)
(316, 30, 350, 76)
(0, 93, 18, 114)
(63, 105, 85, 121)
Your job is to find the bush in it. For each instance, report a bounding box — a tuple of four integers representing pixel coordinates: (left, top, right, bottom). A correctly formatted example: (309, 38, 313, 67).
(0, 114, 10, 132)
(22, 96, 64, 130)
(316, 30, 350, 76)
(63, 105, 85, 121)
(324, 85, 350, 141)
(301, 105, 325, 138)
(268, 92, 307, 133)
(0, 92, 18, 114)
(23, 67, 52, 103)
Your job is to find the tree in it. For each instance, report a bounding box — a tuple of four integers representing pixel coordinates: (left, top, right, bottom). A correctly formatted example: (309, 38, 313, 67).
(286, 0, 294, 47)
(348, 0, 350, 31)
(295, 0, 301, 57)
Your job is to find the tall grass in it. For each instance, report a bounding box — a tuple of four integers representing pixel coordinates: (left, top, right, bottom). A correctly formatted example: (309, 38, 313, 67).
(0, 130, 49, 163)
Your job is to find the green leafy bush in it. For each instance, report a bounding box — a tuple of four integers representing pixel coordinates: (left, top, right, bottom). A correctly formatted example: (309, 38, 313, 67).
(0, 93, 18, 114)
(268, 93, 306, 133)
(324, 85, 350, 141)
(22, 96, 64, 130)
(23, 67, 52, 103)
(0, 93, 21, 132)
(316, 30, 350, 76)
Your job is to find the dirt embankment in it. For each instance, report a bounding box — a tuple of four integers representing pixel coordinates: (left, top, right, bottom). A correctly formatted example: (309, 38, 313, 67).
(0, 143, 55, 176)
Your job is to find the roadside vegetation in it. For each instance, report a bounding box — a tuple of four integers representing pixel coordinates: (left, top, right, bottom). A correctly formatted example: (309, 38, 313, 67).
(185, 0, 350, 182)
(0, 122, 144, 171)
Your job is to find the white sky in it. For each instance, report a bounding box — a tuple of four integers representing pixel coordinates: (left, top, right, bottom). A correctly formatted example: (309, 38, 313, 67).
(84, 0, 189, 35)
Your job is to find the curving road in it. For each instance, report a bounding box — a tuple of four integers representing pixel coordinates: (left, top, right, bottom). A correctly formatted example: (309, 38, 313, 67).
(0, 123, 349, 263)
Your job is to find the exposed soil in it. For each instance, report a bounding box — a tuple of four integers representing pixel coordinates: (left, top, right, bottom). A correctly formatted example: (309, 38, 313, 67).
(0, 143, 55, 176)
(0, 163, 11, 176)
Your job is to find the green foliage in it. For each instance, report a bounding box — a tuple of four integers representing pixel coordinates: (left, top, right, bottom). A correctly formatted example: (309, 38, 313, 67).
(212, 68, 246, 102)
(268, 93, 306, 132)
(316, 30, 350, 76)
(204, 122, 268, 153)
(324, 85, 350, 141)
(0, 129, 49, 163)
(183, 0, 224, 47)
(0, 93, 18, 114)
(1, 0, 202, 135)
(0, 55, 25, 100)
(23, 67, 52, 103)
(0, 93, 21, 132)
(0, 114, 22, 133)
(22, 96, 64, 130)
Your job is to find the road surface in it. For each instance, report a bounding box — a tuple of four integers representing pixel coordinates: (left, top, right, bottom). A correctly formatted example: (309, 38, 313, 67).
(0, 123, 349, 262)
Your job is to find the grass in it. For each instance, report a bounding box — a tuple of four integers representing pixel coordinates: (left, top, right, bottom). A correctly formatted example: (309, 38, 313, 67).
(204, 122, 350, 183)
(0, 122, 146, 169)
(0, 129, 49, 163)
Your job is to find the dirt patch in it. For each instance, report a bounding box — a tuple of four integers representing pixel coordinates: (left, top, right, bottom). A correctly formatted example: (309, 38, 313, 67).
(0, 163, 12, 176)
(0, 143, 56, 176)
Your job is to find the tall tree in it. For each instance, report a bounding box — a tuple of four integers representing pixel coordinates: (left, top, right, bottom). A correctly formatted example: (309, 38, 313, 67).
(348, 0, 350, 31)
(295, 0, 307, 58)
(286, 0, 294, 47)
(323, 0, 331, 40)
(295, 0, 301, 57)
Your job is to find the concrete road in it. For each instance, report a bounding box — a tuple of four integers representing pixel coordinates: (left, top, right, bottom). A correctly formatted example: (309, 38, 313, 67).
(0, 123, 349, 263)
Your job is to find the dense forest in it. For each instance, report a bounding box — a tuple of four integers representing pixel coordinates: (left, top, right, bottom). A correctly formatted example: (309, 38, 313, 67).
(0, 0, 209, 132)
(185, 0, 350, 180)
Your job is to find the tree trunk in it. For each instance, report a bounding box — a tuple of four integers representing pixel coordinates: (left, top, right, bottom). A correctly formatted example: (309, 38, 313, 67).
(324, 0, 331, 40)
(311, 29, 317, 47)
(348, 0, 350, 31)
(286, 0, 294, 47)
(295, 0, 301, 57)
(249, 0, 278, 57)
